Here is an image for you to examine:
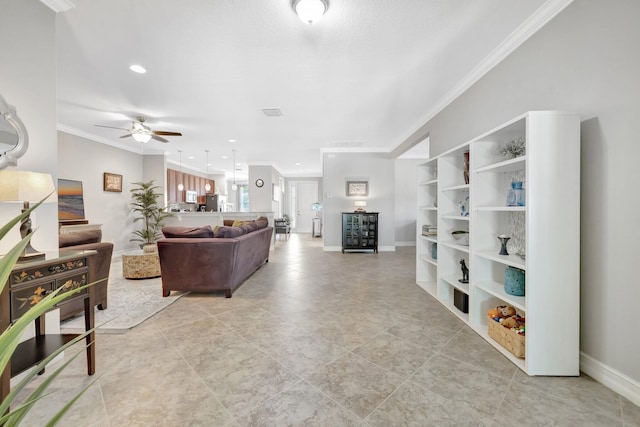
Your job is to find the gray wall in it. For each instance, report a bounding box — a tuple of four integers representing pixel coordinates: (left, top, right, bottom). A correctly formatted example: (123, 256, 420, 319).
(0, 0, 58, 255)
(322, 153, 395, 250)
(402, 0, 640, 384)
(394, 159, 421, 245)
(58, 131, 144, 253)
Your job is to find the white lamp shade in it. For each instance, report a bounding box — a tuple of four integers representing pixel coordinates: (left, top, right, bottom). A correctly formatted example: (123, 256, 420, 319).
(0, 170, 57, 203)
(295, 0, 327, 24)
(132, 132, 152, 143)
(205, 182, 211, 192)
(354, 201, 367, 208)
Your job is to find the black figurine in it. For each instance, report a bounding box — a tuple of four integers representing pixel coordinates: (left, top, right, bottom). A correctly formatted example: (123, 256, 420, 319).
(459, 259, 469, 284)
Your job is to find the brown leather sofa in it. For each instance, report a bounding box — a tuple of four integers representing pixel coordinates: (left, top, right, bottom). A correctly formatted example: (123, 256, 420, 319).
(157, 218, 273, 298)
(58, 229, 113, 320)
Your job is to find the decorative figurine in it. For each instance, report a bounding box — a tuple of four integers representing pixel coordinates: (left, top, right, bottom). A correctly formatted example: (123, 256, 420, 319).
(497, 235, 511, 256)
(459, 259, 469, 284)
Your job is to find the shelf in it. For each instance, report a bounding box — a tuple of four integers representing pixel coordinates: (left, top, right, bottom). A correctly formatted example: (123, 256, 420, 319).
(416, 280, 437, 298)
(12, 334, 76, 376)
(475, 156, 526, 174)
(419, 178, 438, 186)
(420, 235, 437, 243)
(443, 300, 469, 323)
(440, 240, 470, 253)
(476, 250, 525, 269)
(442, 214, 470, 220)
(441, 184, 470, 192)
(441, 275, 469, 293)
(473, 280, 526, 312)
(419, 254, 437, 266)
(475, 206, 526, 212)
(418, 206, 438, 211)
(472, 326, 526, 370)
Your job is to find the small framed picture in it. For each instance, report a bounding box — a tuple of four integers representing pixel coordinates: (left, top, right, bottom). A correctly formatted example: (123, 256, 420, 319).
(346, 181, 368, 197)
(103, 172, 122, 192)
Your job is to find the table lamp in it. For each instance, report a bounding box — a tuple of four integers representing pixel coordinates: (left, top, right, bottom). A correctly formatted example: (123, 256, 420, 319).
(354, 201, 367, 213)
(0, 170, 57, 261)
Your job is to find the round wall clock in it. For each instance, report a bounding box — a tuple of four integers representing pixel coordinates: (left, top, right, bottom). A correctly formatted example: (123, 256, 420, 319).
(255, 179, 264, 188)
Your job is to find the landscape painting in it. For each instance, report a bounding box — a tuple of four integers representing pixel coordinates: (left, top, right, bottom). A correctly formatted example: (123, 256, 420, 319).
(58, 179, 85, 220)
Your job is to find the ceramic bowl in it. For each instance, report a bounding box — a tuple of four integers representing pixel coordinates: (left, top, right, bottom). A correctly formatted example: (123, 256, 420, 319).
(451, 230, 469, 246)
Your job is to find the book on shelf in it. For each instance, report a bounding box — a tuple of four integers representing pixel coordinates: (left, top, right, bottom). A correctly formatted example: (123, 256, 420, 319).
(422, 225, 437, 236)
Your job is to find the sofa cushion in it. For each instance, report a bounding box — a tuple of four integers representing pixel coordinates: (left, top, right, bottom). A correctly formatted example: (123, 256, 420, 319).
(239, 222, 258, 234)
(255, 216, 268, 229)
(59, 229, 102, 248)
(214, 225, 246, 238)
(162, 226, 214, 238)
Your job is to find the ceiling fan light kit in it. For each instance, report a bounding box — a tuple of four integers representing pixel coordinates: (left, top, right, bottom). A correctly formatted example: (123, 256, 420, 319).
(132, 132, 151, 143)
(95, 116, 182, 144)
(293, 0, 327, 25)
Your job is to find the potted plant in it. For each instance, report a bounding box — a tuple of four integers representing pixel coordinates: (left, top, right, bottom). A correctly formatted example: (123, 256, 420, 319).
(130, 180, 172, 251)
(0, 197, 96, 425)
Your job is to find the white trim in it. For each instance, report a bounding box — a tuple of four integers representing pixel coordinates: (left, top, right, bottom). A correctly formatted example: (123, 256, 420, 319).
(396, 0, 575, 149)
(580, 352, 640, 406)
(57, 124, 145, 155)
(378, 246, 396, 252)
(40, 0, 75, 12)
(323, 246, 342, 252)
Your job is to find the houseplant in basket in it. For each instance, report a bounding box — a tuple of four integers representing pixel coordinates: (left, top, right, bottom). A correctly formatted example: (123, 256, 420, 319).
(0, 196, 97, 425)
(130, 180, 172, 251)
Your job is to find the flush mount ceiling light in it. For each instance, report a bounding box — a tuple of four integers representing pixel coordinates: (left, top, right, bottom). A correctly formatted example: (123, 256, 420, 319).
(131, 132, 152, 143)
(293, 0, 327, 24)
(129, 64, 146, 74)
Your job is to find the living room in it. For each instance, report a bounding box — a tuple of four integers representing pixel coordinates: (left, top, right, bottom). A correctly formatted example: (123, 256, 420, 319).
(1, 0, 639, 424)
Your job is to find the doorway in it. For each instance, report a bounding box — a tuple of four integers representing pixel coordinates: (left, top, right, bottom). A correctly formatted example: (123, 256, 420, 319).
(288, 181, 318, 233)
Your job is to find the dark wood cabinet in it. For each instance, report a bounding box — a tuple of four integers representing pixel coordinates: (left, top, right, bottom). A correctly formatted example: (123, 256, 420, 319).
(166, 168, 214, 204)
(1, 251, 96, 402)
(342, 212, 379, 253)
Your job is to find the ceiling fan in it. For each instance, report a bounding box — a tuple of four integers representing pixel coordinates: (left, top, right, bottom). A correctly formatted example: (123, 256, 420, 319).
(95, 116, 182, 143)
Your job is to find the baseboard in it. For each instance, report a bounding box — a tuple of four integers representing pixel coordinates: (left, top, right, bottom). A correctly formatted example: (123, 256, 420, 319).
(580, 352, 640, 406)
(322, 246, 396, 252)
(395, 241, 416, 247)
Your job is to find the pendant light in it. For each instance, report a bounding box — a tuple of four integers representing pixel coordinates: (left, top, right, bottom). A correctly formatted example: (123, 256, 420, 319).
(204, 150, 211, 192)
(177, 150, 184, 192)
(293, 0, 327, 25)
(231, 149, 238, 191)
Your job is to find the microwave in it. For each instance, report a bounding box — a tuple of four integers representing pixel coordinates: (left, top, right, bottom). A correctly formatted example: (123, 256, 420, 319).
(185, 190, 197, 203)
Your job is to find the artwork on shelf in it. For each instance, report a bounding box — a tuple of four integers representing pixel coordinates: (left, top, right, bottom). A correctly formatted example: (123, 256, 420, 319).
(58, 178, 85, 220)
(346, 180, 368, 197)
(103, 172, 123, 192)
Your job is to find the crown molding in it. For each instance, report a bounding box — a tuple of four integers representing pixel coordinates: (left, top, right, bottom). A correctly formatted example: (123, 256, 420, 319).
(57, 124, 144, 155)
(40, 0, 75, 13)
(395, 0, 574, 153)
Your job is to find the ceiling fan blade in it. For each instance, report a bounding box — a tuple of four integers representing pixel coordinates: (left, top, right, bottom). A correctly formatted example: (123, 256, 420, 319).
(151, 134, 169, 143)
(153, 131, 182, 136)
(95, 124, 130, 131)
(119, 134, 132, 139)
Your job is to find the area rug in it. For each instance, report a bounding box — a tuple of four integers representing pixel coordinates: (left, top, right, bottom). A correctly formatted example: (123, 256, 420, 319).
(60, 261, 185, 334)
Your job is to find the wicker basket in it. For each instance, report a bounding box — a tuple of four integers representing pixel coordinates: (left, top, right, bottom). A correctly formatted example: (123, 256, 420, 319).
(488, 319, 525, 358)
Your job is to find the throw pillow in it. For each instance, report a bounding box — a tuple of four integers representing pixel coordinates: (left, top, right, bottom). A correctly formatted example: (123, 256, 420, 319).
(162, 226, 214, 238)
(214, 226, 245, 238)
(232, 220, 245, 227)
(255, 216, 268, 229)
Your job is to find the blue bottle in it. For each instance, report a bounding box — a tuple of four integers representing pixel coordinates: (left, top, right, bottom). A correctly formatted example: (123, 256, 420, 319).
(514, 181, 525, 206)
(506, 181, 517, 206)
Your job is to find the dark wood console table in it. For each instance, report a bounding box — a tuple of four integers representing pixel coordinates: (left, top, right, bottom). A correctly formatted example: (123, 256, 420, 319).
(0, 250, 97, 403)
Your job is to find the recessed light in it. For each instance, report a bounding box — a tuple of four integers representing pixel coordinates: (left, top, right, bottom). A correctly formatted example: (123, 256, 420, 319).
(221, 155, 228, 159)
(129, 64, 146, 74)
(188, 156, 194, 159)
(228, 139, 236, 143)
(295, 162, 301, 166)
(236, 163, 241, 166)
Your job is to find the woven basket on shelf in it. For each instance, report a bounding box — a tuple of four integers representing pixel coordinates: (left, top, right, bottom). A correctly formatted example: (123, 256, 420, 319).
(488, 319, 525, 359)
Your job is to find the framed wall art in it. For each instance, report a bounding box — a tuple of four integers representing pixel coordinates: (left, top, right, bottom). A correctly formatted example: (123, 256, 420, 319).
(103, 172, 123, 192)
(346, 180, 368, 197)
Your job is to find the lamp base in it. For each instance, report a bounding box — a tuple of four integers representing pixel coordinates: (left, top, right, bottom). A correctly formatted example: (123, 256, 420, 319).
(354, 208, 366, 213)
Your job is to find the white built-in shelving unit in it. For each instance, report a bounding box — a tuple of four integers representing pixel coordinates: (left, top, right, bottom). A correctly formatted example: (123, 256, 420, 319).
(416, 111, 580, 375)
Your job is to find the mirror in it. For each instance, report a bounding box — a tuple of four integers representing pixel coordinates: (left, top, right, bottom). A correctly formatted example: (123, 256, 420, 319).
(0, 94, 29, 170)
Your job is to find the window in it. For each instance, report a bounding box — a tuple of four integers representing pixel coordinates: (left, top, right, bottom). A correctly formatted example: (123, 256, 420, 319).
(238, 185, 249, 212)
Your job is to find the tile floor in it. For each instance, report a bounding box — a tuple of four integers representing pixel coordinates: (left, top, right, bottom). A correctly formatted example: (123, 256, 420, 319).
(13, 234, 640, 426)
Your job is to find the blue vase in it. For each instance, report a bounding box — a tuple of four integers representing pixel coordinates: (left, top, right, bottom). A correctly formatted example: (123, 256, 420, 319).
(431, 243, 437, 260)
(504, 267, 525, 296)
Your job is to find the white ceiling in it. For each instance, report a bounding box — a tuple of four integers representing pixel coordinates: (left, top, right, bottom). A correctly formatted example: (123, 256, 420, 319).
(53, 0, 558, 179)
